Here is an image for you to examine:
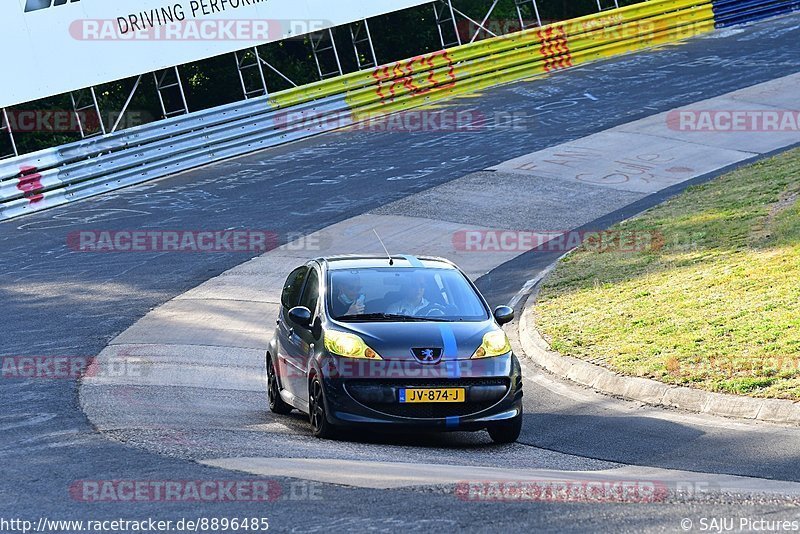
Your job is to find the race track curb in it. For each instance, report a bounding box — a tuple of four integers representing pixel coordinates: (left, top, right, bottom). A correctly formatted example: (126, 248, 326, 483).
(517, 274, 800, 426)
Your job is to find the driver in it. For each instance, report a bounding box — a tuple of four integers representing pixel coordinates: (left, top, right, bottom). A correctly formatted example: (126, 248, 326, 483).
(333, 273, 365, 317)
(387, 277, 430, 316)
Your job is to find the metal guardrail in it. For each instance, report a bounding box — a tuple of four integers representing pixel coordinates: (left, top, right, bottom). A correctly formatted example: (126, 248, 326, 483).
(0, 0, 723, 220)
(712, 0, 799, 26)
(0, 96, 351, 201)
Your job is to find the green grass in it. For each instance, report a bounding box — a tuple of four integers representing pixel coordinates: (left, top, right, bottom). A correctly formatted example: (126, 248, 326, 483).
(535, 148, 800, 399)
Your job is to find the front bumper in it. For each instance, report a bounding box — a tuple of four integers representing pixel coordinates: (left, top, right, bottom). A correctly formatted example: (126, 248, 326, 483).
(319, 353, 523, 431)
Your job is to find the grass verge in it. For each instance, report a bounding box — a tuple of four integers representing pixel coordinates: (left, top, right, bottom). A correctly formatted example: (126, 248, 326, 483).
(535, 148, 800, 399)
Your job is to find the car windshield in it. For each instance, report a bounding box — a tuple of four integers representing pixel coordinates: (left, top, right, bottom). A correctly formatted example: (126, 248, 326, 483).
(328, 267, 489, 322)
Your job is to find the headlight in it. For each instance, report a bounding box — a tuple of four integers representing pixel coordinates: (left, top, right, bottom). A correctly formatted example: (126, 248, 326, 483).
(472, 330, 511, 359)
(324, 331, 382, 360)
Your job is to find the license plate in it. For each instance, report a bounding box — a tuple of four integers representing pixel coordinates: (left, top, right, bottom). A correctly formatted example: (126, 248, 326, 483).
(400, 388, 466, 403)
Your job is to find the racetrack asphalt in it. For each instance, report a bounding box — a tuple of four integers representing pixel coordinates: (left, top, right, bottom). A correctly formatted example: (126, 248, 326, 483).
(1, 13, 800, 532)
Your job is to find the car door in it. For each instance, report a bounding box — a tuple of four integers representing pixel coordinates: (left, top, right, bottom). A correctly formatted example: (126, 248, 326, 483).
(286, 264, 321, 401)
(277, 265, 308, 398)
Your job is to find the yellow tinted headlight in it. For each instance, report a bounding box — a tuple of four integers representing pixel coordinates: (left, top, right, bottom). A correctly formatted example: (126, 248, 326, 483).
(324, 331, 382, 360)
(472, 330, 512, 359)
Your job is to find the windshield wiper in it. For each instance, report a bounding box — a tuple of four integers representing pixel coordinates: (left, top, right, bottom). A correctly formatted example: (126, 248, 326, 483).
(337, 313, 448, 322)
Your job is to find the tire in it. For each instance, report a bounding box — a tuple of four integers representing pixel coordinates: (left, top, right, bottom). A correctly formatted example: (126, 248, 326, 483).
(488, 412, 522, 444)
(267, 355, 293, 415)
(309, 377, 338, 439)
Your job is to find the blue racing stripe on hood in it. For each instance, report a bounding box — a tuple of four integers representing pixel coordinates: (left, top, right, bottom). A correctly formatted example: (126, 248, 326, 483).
(440, 324, 458, 359)
(440, 324, 461, 379)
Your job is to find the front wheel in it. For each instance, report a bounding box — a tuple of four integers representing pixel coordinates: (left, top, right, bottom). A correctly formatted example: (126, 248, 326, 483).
(309, 377, 338, 439)
(488, 412, 522, 444)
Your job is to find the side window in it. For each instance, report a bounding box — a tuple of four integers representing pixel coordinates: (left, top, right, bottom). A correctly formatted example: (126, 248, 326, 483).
(281, 267, 308, 310)
(299, 268, 320, 313)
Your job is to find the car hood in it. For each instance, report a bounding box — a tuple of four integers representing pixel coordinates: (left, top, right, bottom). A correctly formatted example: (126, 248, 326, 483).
(332, 320, 497, 361)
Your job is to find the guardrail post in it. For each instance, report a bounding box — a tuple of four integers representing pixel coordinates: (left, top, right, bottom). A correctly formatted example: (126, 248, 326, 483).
(311, 28, 344, 80)
(469, 0, 501, 42)
(434, 0, 462, 48)
(110, 75, 143, 134)
(236, 47, 269, 99)
(349, 19, 378, 70)
(597, 0, 620, 11)
(154, 67, 189, 119)
(70, 87, 106, 138)
(434, 0, 503, 44)
(0, 108, 18, 159)
(514, 0, 542, 30)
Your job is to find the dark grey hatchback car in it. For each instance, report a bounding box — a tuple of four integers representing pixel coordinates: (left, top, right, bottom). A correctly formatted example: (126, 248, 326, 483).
(266, 255, 523, 443)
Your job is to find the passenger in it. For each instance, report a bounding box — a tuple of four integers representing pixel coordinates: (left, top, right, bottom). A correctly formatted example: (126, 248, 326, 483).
(332, 274, 365, 317)
(387, 277, 429, 316)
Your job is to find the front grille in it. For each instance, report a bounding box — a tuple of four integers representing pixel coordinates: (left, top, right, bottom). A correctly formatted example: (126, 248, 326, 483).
(345, 377, 510, 419)
(369, 401, 500, 418)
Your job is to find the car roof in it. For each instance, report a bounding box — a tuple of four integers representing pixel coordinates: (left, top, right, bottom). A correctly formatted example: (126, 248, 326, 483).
(319, 255, 459, 271)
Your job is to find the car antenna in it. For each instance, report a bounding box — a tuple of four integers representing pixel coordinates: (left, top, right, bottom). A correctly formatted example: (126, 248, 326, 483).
(373, 229, 394, 266)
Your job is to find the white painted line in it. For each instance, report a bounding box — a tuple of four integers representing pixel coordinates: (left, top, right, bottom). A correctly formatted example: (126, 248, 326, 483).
(199, 457, 800, 494)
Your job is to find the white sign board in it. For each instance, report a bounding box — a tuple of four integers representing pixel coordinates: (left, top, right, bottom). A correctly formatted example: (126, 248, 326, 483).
(1, 0, 432, 108)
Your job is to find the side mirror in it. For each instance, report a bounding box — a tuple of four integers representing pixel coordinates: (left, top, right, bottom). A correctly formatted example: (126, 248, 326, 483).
(288, 306, 313, 328)
(493, 306, 514, 326)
